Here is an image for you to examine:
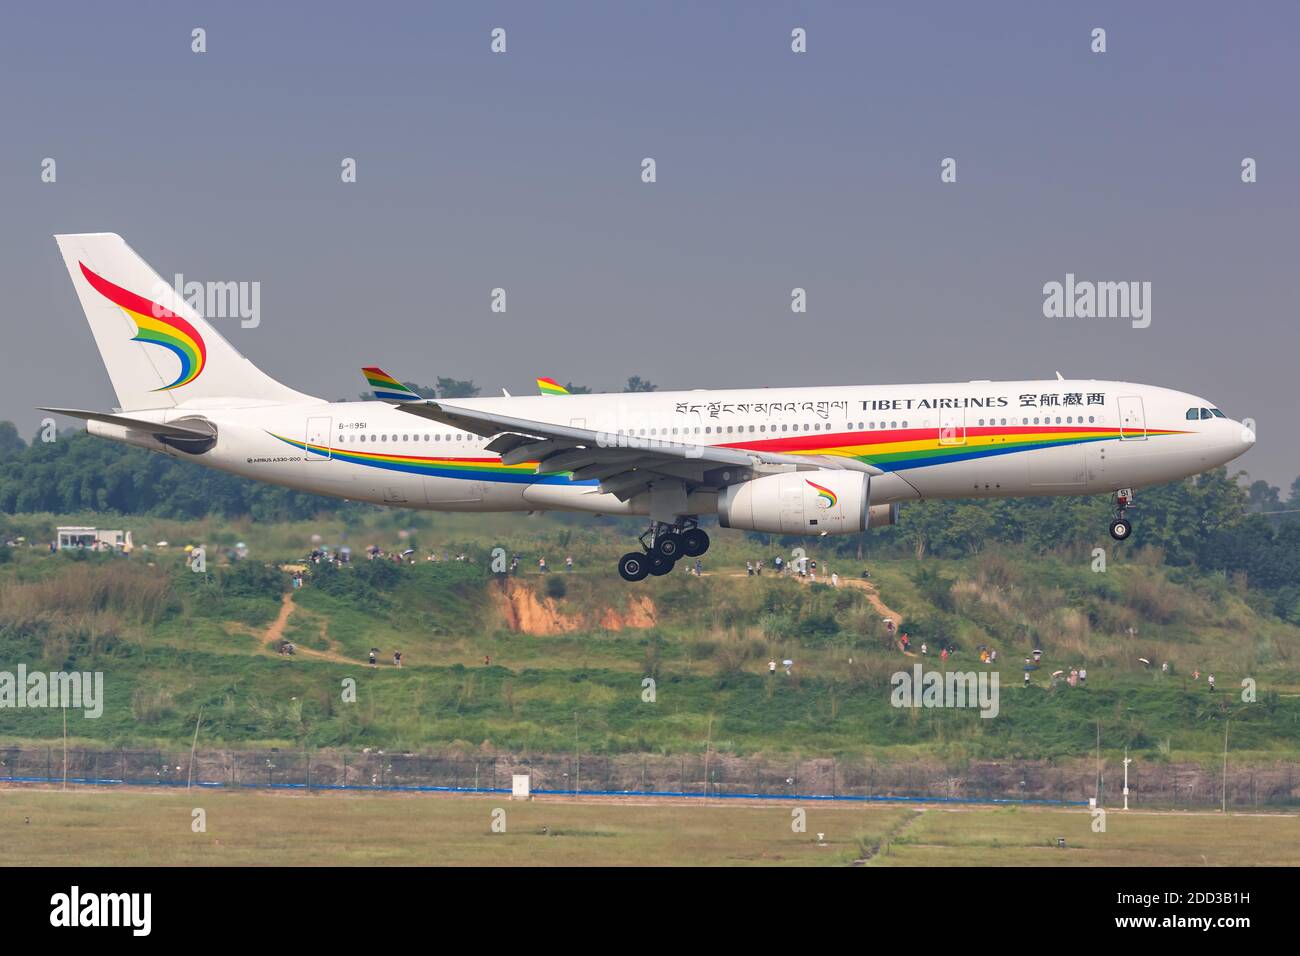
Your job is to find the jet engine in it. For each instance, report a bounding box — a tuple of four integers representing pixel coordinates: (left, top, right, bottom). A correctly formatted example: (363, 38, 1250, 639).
(718, 470, 889, 535)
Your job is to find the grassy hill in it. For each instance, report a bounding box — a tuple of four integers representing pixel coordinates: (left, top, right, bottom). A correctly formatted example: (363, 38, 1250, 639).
(1, 510, 1298, 764)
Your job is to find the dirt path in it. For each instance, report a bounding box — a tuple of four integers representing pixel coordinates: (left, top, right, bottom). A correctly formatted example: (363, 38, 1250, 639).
(258, 593, 362, 666)
(262, 592, 295, 645)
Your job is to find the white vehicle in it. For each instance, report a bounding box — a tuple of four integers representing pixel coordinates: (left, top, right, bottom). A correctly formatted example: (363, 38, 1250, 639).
(46, 233, 1255, 580)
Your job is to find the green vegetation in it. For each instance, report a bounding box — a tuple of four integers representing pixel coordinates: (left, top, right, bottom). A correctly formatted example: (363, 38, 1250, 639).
(1, 504, 1298, 762)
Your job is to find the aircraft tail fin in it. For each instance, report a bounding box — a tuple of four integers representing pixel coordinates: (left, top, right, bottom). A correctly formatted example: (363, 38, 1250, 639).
(362, 367, 423, 402)
(53, 233, 317, 411)
(536, 376, 570, 395)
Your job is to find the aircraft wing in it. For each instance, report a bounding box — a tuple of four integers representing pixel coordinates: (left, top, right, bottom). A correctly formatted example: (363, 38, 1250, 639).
(396, 400, 879, 501)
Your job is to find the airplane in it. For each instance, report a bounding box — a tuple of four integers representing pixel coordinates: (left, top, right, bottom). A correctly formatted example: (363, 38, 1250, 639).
(43, 233, 1255, 581)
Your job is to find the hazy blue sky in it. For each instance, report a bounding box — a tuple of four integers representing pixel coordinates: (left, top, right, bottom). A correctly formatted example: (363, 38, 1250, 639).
(2, 1, 1295, 486)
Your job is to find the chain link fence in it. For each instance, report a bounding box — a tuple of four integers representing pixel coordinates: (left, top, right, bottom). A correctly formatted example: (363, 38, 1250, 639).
(2, 746, 1298, 808)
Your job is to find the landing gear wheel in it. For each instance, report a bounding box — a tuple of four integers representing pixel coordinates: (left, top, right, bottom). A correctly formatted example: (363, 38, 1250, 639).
(654, 532, 684, 560)
(1109, 518, 1132, 542)
(681, 528, 710, 557)
(618, 552, 650, 582)
(648, 554, 676, 576)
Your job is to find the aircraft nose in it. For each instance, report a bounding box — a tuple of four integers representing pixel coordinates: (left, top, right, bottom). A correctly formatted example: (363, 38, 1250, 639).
(1229, 420, 1255, 458)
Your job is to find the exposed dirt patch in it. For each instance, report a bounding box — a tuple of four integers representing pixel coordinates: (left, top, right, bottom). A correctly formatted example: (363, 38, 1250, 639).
(495, 579, 657, 635)
(600, 595, 657, 631)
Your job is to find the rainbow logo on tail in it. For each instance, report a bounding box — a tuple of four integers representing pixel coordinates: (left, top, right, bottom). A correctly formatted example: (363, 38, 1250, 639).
(536, 376, 569, 396)
(806, 480, 838, 509)
(80, 262, 206, 391)
(363, 367, 423, 402)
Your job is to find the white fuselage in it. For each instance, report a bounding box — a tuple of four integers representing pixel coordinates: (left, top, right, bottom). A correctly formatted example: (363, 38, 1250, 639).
(100, 379, 1254, 519)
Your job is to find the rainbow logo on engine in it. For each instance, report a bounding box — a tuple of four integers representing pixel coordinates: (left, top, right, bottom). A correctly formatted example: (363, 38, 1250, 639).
(806, 480, 837, 509)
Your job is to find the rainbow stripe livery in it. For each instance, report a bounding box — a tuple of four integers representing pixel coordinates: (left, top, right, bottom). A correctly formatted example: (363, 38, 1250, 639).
(537, 377, 569, 395)
(271, 422, 1188, 488)
(362, 367, 422, 402)
(79, 262, 206, 391)
(720, 423, 1188, 474)
(269, 433, 594, 486)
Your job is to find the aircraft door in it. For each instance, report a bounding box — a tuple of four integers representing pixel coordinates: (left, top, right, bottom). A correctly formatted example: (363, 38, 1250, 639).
(938, 407, 966, 446)
(1118, 396, 1146, 440)
(305, 416, 332, 460)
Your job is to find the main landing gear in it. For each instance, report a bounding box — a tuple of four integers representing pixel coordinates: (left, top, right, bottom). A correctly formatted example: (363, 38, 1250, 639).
(618, 520, 710, 582)
(1109, 489, 1134, 542)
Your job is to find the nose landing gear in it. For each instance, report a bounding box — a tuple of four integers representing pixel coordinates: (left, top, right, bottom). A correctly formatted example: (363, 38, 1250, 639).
(617, 519, 710, 581)
(1109, 489, 1133, 541)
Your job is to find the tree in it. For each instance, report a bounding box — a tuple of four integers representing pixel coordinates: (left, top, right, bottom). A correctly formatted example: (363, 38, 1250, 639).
(624, 376, 657, 393)
(0, 422, 25, 460)
(563, 382, 593, 394)
(1247, 479, 1281, 513)
(435, 377, 479, 399)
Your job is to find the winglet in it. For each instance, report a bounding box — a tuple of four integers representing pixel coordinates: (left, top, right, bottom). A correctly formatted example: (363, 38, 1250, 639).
(536, 376, 569, 396)
(363, 367, 422, 402)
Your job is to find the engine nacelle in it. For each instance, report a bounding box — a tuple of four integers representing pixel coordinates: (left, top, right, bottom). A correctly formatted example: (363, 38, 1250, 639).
(718, 470, 871, 535)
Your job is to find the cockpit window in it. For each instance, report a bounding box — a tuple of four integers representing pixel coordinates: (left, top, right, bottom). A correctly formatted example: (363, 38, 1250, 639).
(1200, 408, 1213, 420)
(1210, 408, 1226, 418)
(1186, 408, 1199, 420)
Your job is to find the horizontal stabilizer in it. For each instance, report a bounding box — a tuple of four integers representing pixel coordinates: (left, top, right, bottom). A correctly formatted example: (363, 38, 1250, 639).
(38, 407, 215, 440)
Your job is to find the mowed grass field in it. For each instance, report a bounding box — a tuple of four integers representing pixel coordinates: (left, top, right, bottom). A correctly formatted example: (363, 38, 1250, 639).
(4, 786, 1298, 866)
